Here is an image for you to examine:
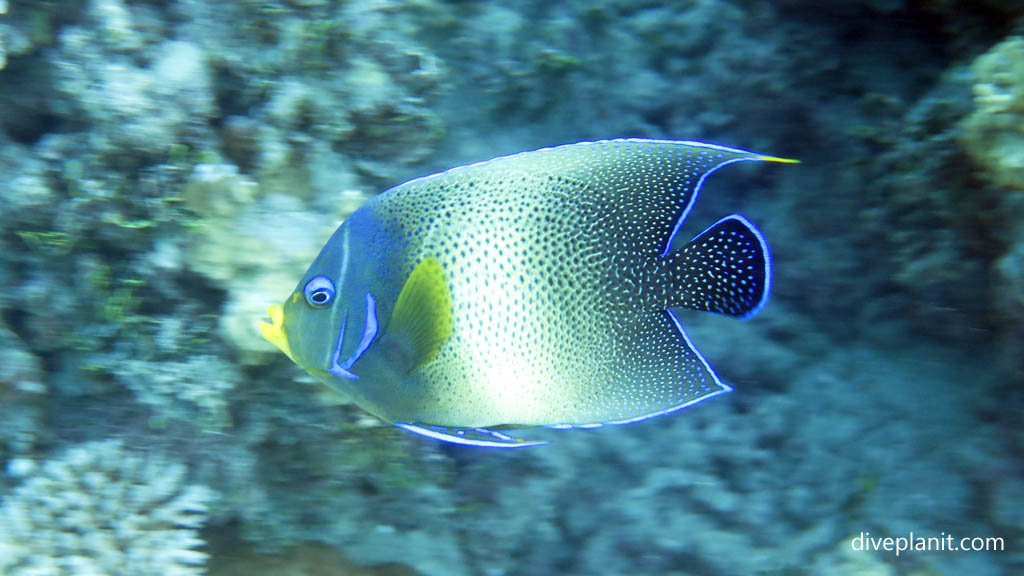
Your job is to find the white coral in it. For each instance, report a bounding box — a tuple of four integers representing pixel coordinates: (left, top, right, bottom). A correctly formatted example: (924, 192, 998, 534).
(0, 440, 214, 576)
(962, 36, 1024, 190)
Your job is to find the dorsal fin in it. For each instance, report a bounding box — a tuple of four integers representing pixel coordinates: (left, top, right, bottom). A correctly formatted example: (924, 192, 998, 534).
(387, 139, 795, 258)
(387, 257, 453, 370)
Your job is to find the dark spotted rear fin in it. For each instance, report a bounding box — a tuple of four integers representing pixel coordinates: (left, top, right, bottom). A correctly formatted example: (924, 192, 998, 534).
(664, 214, 771, 319)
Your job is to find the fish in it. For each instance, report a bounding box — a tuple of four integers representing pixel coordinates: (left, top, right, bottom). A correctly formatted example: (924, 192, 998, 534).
(260, 139, 797, 448)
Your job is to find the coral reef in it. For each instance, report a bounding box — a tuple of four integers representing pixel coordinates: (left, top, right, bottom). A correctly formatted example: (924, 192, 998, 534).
(207, 540, 418, 576)
(115, 352, 238, 430)
(178, 163, 368, 361)
(0, 440, 214, 576)
(962, 36, 1024, 191)
(192, 385, 457, 564)
(847, 70, 995, 342)
(444, 326, 1002, 576)
(432, 1, 798, 151)
(961, 35, 1024, 372)
(0, 324, 46, 459)
(0, 0, 9, 70)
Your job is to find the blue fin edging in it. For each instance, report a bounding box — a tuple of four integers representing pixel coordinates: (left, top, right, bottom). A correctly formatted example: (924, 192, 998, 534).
(392, 139, 776, 449)
(548, 308, 733, 429)
(727, 214, 772, 321)
(686, 213, 772, 321)
(660, 156, 765, 258)
(395, 423, 549, 448)
(397, 310, 732, 447)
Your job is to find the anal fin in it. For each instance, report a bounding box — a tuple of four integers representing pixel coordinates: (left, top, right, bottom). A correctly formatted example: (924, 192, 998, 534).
(395, 423, 548, 448)
(562, 308, 733, 426)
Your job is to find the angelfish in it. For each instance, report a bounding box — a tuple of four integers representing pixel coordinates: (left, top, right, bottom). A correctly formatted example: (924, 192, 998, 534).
(260, 139, 796, 448)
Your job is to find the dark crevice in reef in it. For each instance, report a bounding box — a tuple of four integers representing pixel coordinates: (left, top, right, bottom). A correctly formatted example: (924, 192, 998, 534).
(0, 57, 64, 144)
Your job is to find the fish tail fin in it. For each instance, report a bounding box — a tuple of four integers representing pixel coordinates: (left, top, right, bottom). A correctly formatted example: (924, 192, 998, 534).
(664, 214, 771, 320)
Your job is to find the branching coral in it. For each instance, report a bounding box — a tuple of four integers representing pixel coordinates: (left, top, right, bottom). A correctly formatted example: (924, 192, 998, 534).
(0, 440, 215, 576)
(115, 353, 239, 430)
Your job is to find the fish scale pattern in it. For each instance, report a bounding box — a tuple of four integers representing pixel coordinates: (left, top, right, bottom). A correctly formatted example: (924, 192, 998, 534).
(655, 214, 770, 319)
(344, 140, 773, 427)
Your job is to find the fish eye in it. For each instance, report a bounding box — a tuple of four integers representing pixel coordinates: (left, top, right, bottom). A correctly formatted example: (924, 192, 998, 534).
(303, 276, 335, 308)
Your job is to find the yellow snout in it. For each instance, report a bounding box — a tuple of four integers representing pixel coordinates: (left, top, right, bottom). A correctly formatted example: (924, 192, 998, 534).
(259, 304, 295, 362)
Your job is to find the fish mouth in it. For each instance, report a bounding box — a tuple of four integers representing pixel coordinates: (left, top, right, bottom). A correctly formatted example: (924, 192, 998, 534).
(259, 304, 295, 362)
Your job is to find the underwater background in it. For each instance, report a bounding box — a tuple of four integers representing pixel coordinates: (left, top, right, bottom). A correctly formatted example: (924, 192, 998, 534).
(0, 0, 1021, 574)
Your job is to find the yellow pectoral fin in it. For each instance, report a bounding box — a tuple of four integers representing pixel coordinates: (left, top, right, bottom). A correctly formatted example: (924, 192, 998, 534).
(259, 304, 296, 362)
(387, 257, 453, 371)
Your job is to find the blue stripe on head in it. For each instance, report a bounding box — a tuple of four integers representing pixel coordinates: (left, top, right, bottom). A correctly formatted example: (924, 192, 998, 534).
(341, 292, 379, 369)
(329, 311, 358, 380)
(328, 293, 380, 380)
